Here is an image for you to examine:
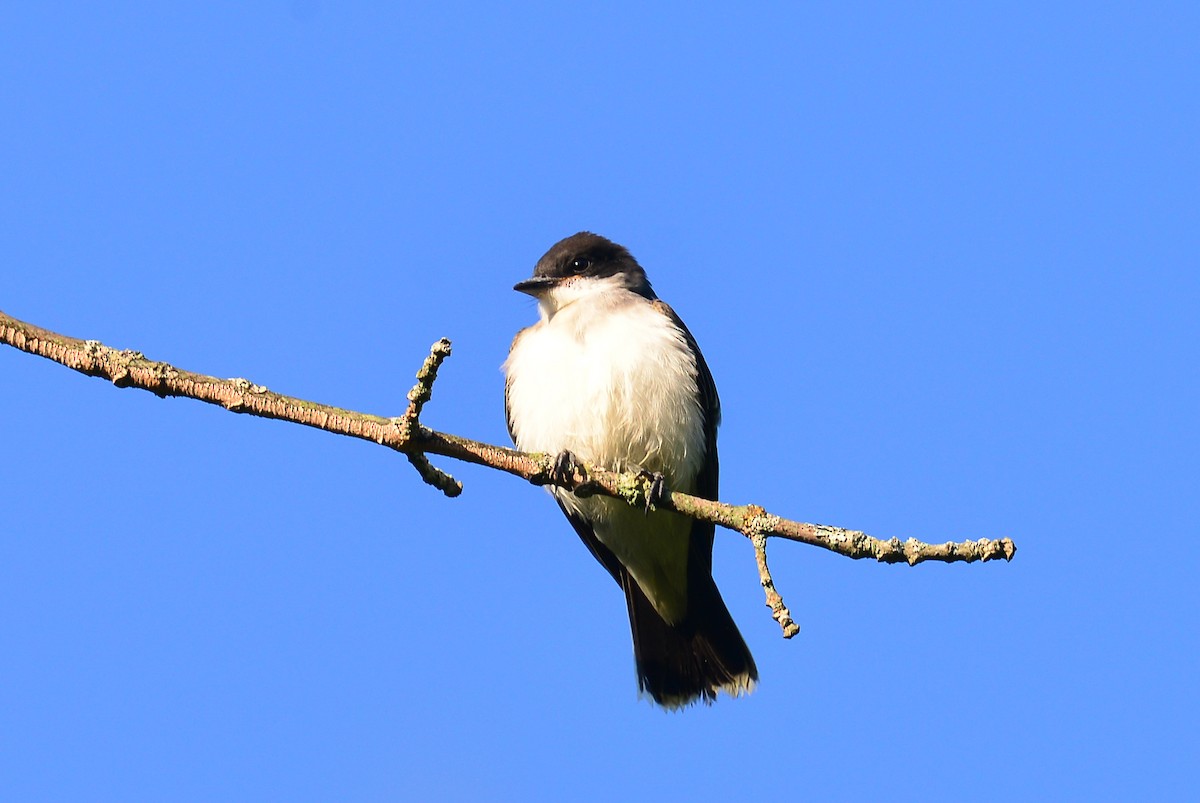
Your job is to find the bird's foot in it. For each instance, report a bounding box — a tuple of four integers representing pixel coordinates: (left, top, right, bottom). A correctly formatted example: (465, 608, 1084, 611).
(629, 464, 668, 513)
(549, 449, 586, 489)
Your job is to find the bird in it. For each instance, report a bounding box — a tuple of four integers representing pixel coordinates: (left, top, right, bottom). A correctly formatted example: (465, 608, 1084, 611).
(503, 231, 757, 708)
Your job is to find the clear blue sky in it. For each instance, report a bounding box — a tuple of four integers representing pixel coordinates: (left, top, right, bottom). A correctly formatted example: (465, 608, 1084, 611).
(2, 3, 1196, 800)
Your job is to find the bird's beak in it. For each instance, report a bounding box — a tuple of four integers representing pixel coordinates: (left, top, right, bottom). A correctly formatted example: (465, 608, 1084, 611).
(513, 276, 563, 296)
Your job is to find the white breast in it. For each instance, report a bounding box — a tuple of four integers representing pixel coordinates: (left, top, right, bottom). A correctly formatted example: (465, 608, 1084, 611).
(503, 282, 708, 623)
(504, 287, 705, 486)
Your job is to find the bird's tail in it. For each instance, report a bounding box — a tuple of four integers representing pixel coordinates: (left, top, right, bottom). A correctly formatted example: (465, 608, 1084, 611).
(621, 570, 757, 709)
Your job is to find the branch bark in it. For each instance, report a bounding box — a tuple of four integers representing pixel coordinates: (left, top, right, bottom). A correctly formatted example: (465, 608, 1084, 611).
(1, 309, 1016, 637)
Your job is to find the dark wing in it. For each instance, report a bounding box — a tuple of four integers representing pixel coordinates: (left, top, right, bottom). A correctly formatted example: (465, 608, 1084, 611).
(554, 499, 626, 587)
(652, 299, 721, 573)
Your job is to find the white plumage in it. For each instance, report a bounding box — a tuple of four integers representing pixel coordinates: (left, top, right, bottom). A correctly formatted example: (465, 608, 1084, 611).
(504, 274, 705, 623)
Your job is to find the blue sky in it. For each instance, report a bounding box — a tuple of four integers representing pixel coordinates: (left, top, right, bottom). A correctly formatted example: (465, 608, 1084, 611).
(2, 3, 1197, 800)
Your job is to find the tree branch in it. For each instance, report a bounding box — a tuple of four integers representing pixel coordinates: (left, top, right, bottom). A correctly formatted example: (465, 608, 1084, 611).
(1, 309, 1016, 638)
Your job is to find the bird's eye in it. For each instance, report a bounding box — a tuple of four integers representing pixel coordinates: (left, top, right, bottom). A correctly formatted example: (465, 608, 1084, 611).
(569, 257, 591, 274)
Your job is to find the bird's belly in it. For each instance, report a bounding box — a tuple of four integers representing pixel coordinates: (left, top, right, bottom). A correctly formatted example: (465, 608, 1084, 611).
(566, 493, 694, 623)
(505, 311, 704, 485)
(504, 305, 708, 622)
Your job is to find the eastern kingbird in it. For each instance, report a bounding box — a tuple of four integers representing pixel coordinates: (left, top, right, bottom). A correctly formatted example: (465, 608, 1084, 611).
(504, 232, 757, 708)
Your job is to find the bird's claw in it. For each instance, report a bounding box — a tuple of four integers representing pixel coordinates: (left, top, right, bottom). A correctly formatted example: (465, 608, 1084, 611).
(633, 467, 668, 513)
(550, 449, 585, 488)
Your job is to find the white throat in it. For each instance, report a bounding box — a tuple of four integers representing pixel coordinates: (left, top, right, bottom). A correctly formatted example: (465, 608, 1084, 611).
(533, 274, 632, 322)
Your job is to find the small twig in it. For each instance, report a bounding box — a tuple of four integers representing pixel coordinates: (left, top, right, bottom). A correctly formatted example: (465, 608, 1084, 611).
(395, 337, 459, 495)
(397, 337, 452, 440)
(406, 452, 462, 498)
(751, 531, 799, 639)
